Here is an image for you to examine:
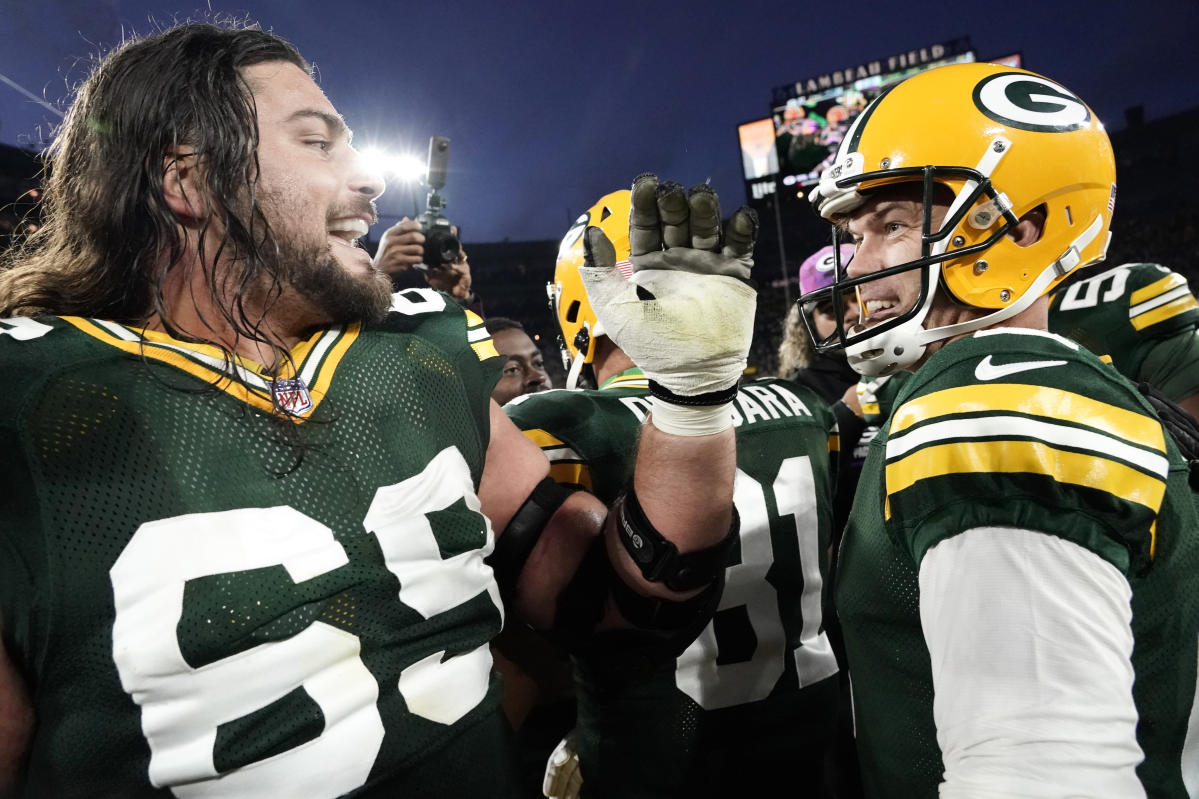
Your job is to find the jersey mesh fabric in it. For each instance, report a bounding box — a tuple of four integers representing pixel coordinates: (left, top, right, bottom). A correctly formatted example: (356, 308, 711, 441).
(837, 329, 1199, 798)
(0, 296, 519, 798)
(506, 373, 841, 798)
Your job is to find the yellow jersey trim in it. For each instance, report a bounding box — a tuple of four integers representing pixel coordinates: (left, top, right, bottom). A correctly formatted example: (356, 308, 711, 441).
(890, 383, 1164, 451)
(62, 317, 359, 421)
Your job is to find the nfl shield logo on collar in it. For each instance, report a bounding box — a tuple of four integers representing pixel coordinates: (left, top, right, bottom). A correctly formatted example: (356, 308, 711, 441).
(273, 377, 314, 416)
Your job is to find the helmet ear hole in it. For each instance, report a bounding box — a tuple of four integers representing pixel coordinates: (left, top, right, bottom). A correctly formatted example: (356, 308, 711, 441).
(565, 300, 581, 324)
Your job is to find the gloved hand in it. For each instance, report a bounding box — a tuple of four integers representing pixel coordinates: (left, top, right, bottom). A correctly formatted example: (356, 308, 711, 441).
(579, 174, 758, 434)
(542, 733, 582, 799)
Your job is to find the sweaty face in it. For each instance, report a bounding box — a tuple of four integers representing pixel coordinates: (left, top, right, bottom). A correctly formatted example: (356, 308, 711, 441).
(243, 61, 391, 325)
(490, 328, 550, 406)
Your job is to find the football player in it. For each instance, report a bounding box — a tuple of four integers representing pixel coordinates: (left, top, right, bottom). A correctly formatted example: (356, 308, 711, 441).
(0, 24, 757, 798)
(778, 243, 860, 403)
(1048, 261, 1199, 419)
(798, 62, 1199, 797)
(509, 188, 840, 798)
(485, 316, 552, 405)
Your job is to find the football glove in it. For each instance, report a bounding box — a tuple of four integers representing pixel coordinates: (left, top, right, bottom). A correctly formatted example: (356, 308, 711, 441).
(579, 174, 758, 434)
(542, 733, 582, 799)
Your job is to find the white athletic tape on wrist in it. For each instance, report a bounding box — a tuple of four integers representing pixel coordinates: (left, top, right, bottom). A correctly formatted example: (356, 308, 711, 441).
(648, 398, 733, 436)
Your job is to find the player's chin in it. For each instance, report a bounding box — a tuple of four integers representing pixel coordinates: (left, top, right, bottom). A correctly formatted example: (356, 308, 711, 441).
(329, 239, 376, 276)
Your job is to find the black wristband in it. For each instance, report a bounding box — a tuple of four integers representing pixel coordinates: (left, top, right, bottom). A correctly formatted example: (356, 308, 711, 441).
(647, 380, 739, 408)
(617, 484, 737, 592)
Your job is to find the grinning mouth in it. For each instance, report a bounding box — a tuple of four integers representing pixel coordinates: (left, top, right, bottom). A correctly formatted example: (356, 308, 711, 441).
(327, 217, 370, 245)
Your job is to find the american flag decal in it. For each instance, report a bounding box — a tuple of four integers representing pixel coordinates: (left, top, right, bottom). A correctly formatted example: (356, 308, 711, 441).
(1108, 184, 1117, 213)
(616, 259, 633, 280)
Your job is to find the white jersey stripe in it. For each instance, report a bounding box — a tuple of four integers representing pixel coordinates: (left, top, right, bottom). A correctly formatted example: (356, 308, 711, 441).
(887, 414, 1168, 478)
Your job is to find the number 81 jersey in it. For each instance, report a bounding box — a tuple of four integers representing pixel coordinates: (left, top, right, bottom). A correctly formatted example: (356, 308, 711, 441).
(505, 370, 840, 796)
(0, 291, 518, 798)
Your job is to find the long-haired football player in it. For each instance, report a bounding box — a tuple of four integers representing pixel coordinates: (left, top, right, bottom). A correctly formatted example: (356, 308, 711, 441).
(0, 23, 757, 797)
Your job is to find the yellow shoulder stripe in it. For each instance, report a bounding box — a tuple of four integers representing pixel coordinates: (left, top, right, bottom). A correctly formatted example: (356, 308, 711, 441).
(1129, 272, 1186, 305)
(887, 439, 1165, 510)
(1131, 294, 1199, 331)
(891, 383, 1163, 450)
(465, 309, 499, 361)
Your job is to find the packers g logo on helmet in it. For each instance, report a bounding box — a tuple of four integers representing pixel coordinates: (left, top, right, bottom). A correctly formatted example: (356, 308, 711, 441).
(549, 190, 631, 388)
(972, 72, 1090, 132)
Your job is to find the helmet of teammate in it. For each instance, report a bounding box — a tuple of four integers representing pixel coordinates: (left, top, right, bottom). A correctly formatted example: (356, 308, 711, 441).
(802, 61, 1116, 376)
(548, 189, 631, 389)
(799, 243, 856, 295)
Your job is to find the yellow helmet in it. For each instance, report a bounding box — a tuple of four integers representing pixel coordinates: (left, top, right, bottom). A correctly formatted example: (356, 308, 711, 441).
(548, 189, 631, 388)
(804, 62, 1116, 376)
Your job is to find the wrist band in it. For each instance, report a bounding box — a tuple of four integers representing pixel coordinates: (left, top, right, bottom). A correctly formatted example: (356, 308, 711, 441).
(649, 398, 733, 436)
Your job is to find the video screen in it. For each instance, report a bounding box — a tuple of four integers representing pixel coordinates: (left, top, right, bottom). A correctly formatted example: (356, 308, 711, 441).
(738, 118, 779, 181)
(772, 51, 977, 187)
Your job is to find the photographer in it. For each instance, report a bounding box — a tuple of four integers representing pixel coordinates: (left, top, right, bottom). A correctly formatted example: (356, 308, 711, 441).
(374, 219, 481, 311)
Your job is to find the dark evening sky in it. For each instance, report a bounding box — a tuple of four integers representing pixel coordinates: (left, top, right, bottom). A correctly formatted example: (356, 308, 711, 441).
(2, 0, 1196, 244)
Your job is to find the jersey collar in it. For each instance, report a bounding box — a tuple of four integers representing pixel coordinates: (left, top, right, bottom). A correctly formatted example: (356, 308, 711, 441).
(599, 366, 648, 391)
(61, 317, 359, 420)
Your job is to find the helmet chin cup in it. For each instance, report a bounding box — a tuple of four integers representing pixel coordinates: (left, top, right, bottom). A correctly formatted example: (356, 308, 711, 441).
(844, 309, 925, 374)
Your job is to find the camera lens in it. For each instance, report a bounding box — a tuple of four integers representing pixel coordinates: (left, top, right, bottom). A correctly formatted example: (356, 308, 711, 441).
(424, 229, 460, 267)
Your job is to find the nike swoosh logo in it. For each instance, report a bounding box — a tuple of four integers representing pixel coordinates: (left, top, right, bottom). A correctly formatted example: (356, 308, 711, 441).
(974, 355, 1068, 381)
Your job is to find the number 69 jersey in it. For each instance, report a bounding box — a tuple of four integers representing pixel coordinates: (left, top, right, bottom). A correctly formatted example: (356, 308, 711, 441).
(505, 369, 840, 797)
(0, 290, 520, 798)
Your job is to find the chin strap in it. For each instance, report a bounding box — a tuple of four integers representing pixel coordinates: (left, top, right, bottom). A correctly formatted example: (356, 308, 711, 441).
(564, 351, 586, 391)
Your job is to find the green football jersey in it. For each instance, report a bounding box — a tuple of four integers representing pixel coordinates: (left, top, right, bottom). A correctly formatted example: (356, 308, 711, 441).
(0, 289, 525, 798)
(1049, 261, 1199, 402)
(506, 369, 840, 797)
(838, 329, 1199, 798)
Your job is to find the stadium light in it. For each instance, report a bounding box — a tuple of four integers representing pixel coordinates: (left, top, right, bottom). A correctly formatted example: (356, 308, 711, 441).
(360, 147, 426, 184)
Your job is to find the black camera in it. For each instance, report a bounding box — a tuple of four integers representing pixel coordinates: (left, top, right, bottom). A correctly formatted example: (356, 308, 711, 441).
(418, 136, 460, 269)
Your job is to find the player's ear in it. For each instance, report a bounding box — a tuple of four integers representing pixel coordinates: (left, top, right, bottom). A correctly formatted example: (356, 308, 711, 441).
(1008, 204, 1046, 248)
(162, 147, 205, 220)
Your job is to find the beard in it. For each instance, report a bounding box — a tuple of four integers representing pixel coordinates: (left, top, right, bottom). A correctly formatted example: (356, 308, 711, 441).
(280, 238, 392, 326)
(257, 189, 392, 326)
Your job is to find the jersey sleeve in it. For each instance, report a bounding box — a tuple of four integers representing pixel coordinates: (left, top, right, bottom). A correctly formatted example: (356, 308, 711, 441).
(505, 391, 643, 504)
(882, 335, 1171, 577)
(1050, 263, 1199, 398)
(1138, 327, 1199, 402)
(505, 393, 597, 493)
(0, 404, 48, 677)
(384, 288, 505, 443)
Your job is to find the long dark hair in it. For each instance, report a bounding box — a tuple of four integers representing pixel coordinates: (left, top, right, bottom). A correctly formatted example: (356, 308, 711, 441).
(0, 23, 308, 367)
